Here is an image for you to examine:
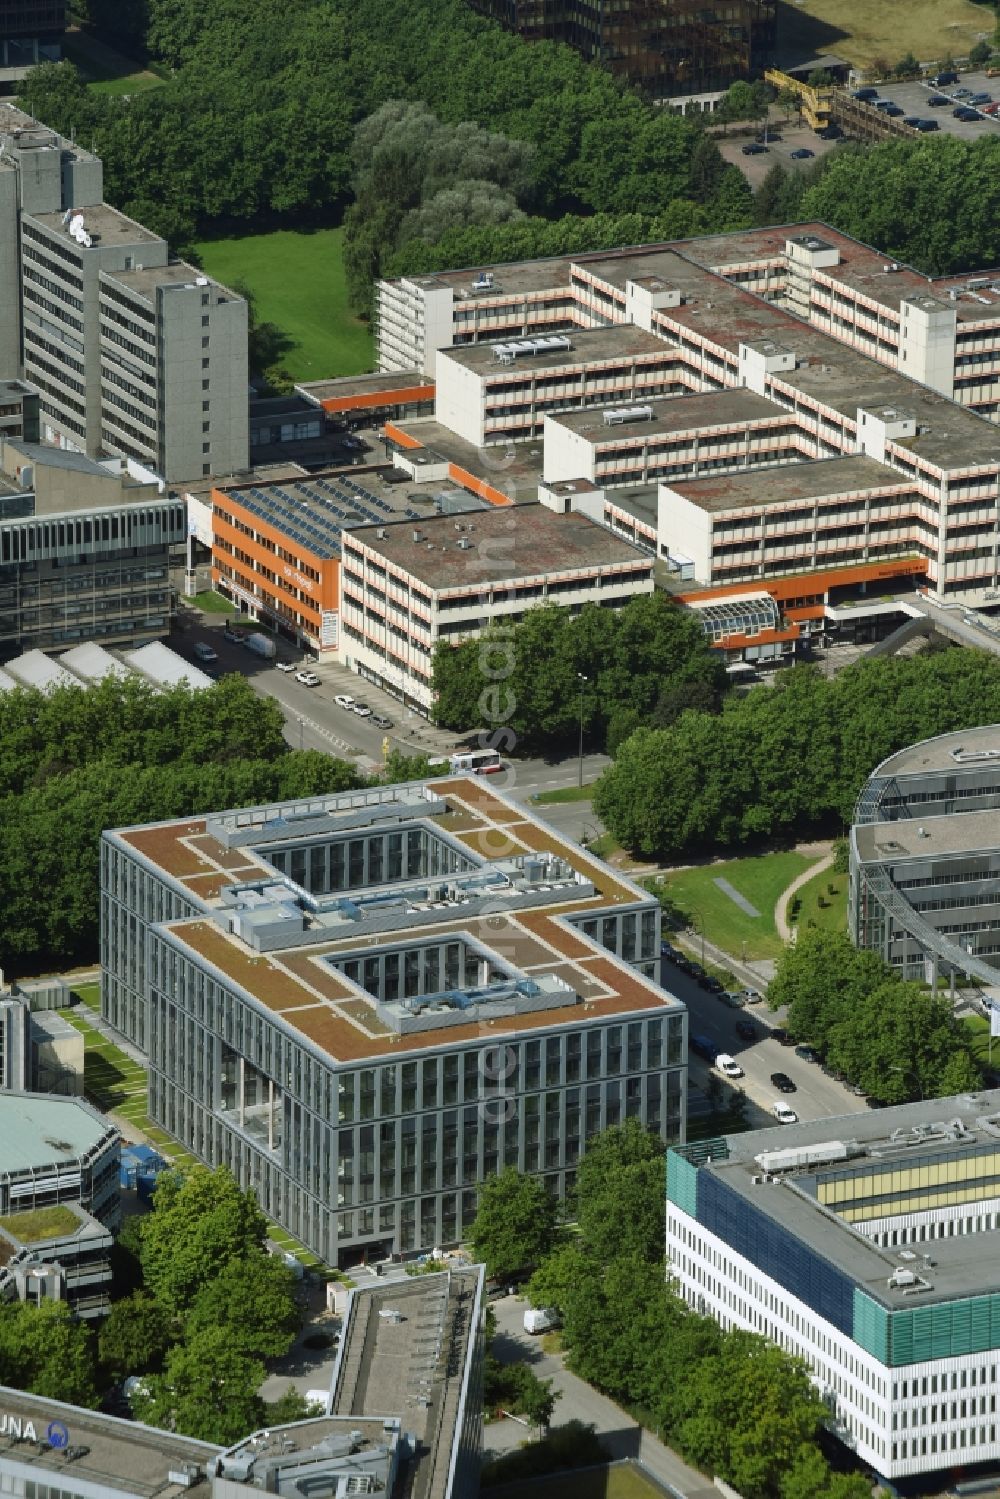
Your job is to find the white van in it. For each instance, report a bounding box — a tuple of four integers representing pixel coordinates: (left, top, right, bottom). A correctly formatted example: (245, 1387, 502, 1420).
(715, 1053, 744, 1079)
(772, 1101, 798, 1124)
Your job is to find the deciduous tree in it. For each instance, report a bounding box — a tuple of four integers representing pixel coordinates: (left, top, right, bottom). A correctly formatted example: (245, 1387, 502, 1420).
(470, 1169, 560, 1280)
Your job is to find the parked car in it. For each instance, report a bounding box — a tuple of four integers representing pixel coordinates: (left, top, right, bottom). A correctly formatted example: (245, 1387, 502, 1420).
(276, 660, 296, 673)
(741, 987, 762, 1004)
(982, 102, 1000, 114)
(769, 1026, 789, 1045)
(295, 670, 320, 687)
(690, 1034, 715, 1060)
(817, 123, 842, 139)
(789, 147, 814, 159)
(969, 92, 992, 104)
(721, 991, 747, 1009)
(715, 1053, 744, 1079)
(794, 1044, 820, 1063)
(882, 103, 904, 116)
(372, 714, 393, 730)
(852, 86, 879, 100)
(914, 118, 939, 131)
(702, 975, 724, 994)
(770, 1071, 796, 1093)
(755, 130, 781, 143)
(735, 1018, 757, 1042)
(772, 1101, 798, 1124)
(927, 94, 952, 106)
(933, 70, 959, 86)
(741, 143, 768, 155)
(952, 86, 974, 99)
(334, 694, 355, 710)
(352, 701, 373, 717)
(953, 106, 980, 120)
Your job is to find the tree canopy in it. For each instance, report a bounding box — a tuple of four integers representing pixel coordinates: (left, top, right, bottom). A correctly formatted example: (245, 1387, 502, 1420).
(432, 593, 727, 753)
(522, 1122, 870, 1499)
(31, 0, 725, 255)
(0, 674, 363, 971)
(0, 1301, 98, 1407)
(469, 1167, 560, 1280)
(800, 135, 1000, 274)
(766, 929, 983, 1103)
(594, 649, 1000, 859)
(138, 1167, 270, 1318)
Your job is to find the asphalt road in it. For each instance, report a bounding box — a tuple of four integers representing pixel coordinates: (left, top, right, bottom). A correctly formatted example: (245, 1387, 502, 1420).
(175, 615, 616, 800)
(663, 955, 869, 1129)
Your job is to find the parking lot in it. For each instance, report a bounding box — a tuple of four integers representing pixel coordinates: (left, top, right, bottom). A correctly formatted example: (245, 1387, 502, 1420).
(659, 948, 869, 1127)
(718, 119, 842, 186)
(857, 70, 1000, 139)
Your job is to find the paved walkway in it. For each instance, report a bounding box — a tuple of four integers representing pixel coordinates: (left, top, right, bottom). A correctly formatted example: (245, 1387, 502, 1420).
(488, 1297, 711, 1498)
(774, 845, 835, 941)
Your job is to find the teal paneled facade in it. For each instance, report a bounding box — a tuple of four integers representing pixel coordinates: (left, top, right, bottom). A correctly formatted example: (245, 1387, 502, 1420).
(854, 1288, 1000, 1366)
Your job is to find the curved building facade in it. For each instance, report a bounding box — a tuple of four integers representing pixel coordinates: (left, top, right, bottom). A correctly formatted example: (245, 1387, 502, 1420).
(850, 726, 1000, 986)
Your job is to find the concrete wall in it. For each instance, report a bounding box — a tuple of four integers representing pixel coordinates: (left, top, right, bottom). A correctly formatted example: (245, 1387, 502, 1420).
(658, 484, 712, 577)
(541, 415, 596, 484)
(434, 351, 485, 447)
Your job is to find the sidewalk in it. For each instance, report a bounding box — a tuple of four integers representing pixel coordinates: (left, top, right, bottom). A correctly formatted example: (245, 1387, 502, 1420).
(774, 846, 834, 941)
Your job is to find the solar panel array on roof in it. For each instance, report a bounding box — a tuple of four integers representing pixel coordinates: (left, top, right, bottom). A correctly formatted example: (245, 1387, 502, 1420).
(230, 475, 397, 559)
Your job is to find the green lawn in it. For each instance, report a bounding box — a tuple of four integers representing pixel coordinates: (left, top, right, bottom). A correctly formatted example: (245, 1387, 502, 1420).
(658, 851, 813, 961)
(961, 1014, 1000, 1074)
(193, 228, 373, 382)
(62, 30, 166, 96)
(788, 861, 848, 936)
(187, 589, 237, 614)
(775, 0, 993, 71)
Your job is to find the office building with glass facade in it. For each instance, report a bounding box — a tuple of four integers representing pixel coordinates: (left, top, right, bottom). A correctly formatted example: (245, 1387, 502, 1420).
(667, 1091, 1000, 1483)
(102, 776, 685, 1266)
(850, 726, 1000, 988)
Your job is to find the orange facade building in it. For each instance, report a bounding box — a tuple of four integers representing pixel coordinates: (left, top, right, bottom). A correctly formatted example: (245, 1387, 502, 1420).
(211, 474, 399, 654)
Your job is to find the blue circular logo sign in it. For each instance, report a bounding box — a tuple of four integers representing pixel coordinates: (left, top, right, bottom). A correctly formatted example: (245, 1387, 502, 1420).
(47, 1421, 69, 1450)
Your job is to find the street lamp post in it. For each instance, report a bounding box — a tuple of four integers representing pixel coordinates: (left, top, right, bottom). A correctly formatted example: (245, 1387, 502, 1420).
(297, 717, 304, 752)
(577, 672, 588, 789)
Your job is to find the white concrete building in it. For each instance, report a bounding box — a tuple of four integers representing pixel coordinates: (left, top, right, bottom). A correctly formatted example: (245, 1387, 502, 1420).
(667, 1090, 1000, 1484)
(434, 327, 692, 448)
(339, 504, 653, 711)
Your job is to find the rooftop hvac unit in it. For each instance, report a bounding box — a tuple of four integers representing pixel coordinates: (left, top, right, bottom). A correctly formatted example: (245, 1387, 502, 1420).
(472, 273, 494, 291)
(603, 405, 654, 426)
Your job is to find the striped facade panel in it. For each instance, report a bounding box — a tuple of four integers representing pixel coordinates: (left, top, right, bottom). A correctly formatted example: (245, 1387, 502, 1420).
(697, 1171, 855, 1335)
(853, 1289, 891, 1363)
(666, 1148, 699, 1218)
(888, 1293, 1000, 1367)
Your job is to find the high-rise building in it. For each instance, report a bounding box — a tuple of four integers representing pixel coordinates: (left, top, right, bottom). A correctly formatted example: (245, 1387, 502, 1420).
(0, 102, 248, 483)
(469, 0, 776, 97)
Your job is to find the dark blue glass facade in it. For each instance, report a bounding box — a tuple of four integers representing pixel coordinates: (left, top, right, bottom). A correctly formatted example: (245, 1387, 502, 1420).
(698, 1171, 856, 1336)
